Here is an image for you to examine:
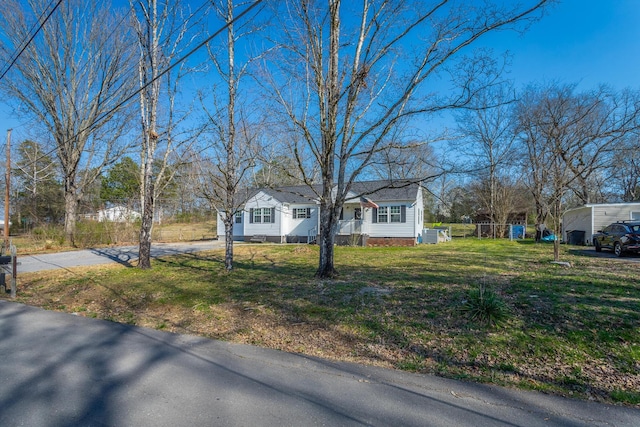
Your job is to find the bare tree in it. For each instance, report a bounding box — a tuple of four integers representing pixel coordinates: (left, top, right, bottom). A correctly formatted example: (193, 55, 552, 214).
(261, 0, 550, 278)
(370, 137, 439, 181)
(469, 175, 529, 237)
(610, 133, 640, 201)
(456, 83, 519, 236)
(14, 139, 64, 225)
(551, 85, 639, 205)
(0, 0, 135, 243)
(199, 0, 264, 271)
(517, 83, 640, 259)
(130, 0, 201, 269)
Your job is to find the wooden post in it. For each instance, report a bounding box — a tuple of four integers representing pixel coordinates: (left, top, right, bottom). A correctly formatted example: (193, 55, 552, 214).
(4, 128, 11, 255)
(10, 246, 16, 298)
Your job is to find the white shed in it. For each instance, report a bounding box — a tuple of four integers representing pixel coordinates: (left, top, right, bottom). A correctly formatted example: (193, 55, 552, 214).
(562, 203, 640, 245)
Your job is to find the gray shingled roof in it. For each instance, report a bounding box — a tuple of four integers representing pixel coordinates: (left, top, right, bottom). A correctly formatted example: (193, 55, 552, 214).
(260, 185, 321, 204)
(257, 180, 420, 204)
(349, 180, 421, 201)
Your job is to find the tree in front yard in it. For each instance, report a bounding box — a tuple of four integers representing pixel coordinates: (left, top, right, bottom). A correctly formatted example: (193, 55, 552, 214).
(261, 0, 552, 278)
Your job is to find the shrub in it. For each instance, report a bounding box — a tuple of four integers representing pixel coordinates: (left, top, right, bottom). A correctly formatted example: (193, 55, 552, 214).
(75, 220, 138, 247)
(30, 225, 65, 247)
(461, 284, 510, 327)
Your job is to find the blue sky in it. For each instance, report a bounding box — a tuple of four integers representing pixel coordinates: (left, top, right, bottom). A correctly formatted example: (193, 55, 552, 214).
(1, 0, 640, 142)
(480, 0, 640, 91)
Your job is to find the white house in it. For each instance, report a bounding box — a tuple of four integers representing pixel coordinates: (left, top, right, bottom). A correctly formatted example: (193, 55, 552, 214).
(562, 202, 640, 245)
(97, 205, 142, 223)
(217, 180, 425, 246)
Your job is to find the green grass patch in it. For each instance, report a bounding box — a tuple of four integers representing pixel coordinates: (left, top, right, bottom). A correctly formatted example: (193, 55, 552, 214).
(6, 238, 640, 406)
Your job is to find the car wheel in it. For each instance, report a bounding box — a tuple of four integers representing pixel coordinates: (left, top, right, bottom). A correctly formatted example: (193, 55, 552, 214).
(594, 240, 602, 252)
(614, 242, 624, 257)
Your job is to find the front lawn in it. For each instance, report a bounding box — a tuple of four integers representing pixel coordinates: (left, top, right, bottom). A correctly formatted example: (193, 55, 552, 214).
(5, 239, 640, 406)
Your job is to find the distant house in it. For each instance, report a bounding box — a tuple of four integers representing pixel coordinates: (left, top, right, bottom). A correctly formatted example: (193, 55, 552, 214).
(217, 180, 425, 246)
(97, 205, 141, 223)
(562, 202, 640, 245)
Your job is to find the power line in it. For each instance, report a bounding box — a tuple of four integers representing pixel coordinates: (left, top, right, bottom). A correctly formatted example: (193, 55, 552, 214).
(93, 0, 263, 134)
(0, 0, 63, 83)
(13, 0, 263, 177)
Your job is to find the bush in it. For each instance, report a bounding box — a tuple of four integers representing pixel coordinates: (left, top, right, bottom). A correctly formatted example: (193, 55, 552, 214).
(75, 220, 138, 247)
(461, 284, 510, 327)
(30, 225, 65, 247)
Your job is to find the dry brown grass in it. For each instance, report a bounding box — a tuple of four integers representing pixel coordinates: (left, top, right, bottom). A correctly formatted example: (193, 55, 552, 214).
(5, 240, 640, 406)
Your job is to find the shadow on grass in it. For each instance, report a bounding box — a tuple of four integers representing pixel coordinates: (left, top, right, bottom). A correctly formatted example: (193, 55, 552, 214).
(15, 242, 640, 406)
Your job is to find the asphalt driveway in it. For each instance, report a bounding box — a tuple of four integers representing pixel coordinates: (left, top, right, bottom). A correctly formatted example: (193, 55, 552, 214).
(18, 240, 225, 273)
(1, 301, 639, 426)
(571, 246, 640, 262)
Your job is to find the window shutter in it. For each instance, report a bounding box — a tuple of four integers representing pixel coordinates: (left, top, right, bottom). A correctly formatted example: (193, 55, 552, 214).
(401, 205, 406, 223)
(306, 207, 311, 218)
(271, 207, 276, 223)
(372, 208, 377, 223)
(249, 208, 254, 223)
(339, 208, 343, 220)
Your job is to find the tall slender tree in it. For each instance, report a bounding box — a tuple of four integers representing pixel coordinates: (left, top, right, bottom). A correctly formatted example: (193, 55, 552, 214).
(199, 0, 263, 271)
(130, 0, 199, 268)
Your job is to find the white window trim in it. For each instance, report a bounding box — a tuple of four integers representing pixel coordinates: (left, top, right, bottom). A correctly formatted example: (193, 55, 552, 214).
(262, 208, 272, 223)
(253, 208, 263, 223)
(390, 206, 401, 223)
(377, 206, 388, 223)
(294, 208, 310, 219)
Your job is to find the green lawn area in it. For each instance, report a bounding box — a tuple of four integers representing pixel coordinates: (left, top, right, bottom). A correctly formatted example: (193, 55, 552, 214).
(6, 239, 640, 406)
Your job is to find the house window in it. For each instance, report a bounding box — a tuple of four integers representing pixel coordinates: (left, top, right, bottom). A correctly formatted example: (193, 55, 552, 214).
(294, 208, 310, 219)
(262, 208, 272, 223)
(235, 212, 242, 224)
(250, 207, 274, 223)
(377, 206, 388, 223)
(390, 206, 401, 223)
(374, 205, 406, 223)
(253, 208, 263, 223)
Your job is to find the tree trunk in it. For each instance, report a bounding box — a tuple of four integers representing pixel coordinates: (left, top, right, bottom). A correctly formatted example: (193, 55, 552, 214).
(138, 164, 155, 270)
(553, 197, 561, 261)
(64, 190, 77, 246)
(224, 214, 234, 271)
(316, 203, 338, 278)
(64, 172, 79, 245)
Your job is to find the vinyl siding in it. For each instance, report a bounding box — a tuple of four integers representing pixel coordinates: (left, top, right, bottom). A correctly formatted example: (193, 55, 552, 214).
(563, 203, 640, 244)
(216, 211, 245, 240)
(562, 206, 592, 243)
(285, 204, 318, 237)
(593, 204, 640, 236)
(415, 188, 424, 239)
(367, 202, 415, 238)
(244, 191, 282, 238)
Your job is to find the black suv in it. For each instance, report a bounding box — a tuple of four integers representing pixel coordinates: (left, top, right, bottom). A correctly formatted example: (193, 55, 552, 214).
(593, 221, 640, 257)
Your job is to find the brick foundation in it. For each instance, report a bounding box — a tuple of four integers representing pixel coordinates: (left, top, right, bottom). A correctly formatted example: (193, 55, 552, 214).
(366, 237, 416, 247)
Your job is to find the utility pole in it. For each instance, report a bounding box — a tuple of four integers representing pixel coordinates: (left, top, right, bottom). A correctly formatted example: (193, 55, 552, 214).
(4, 129, 11, 254)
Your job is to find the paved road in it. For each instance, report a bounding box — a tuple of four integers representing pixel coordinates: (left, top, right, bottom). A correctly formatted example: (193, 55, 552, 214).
(18, 240, 225, 273)
(1, 301, 639, 427)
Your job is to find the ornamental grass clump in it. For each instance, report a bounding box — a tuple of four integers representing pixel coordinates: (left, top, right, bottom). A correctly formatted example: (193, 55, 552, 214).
(461, 283, 510, 327)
